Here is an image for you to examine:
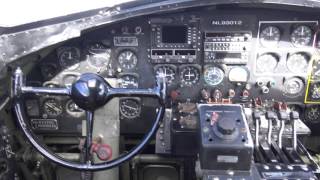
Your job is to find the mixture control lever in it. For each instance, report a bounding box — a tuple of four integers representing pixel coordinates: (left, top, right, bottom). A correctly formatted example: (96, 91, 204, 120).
(277, 111, 289, 149)
(290, 111, 299, 150)
(253, 110, 262, 147)
(266, 111, 277, 145)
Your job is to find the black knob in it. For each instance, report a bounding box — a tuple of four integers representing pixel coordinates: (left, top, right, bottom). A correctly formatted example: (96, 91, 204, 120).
(290, 111, 299, 120)
(217, 118, 236, 135)
(253, 110, 262, 120)
(278, 111, 289, 121)
(70, 73, 110, 111)
(266, 111, 277, 120)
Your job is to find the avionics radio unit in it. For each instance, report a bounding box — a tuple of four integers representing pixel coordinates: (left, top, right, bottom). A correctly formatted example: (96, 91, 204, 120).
(204, 32, 251, 64)
(149, 17, 201, 64)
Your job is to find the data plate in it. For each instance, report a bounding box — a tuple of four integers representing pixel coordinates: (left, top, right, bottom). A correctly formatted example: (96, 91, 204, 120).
(31, 119, 58, 130)
(114, 36, 138, 46)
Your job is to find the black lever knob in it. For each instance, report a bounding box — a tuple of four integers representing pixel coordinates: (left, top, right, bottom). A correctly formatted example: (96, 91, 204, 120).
(71, 73, 110, 111)
(253, 110, 262, 120)
(266, 111, 277, 120)
(290, 111, 299, 120)
(278, 111, 289, 121)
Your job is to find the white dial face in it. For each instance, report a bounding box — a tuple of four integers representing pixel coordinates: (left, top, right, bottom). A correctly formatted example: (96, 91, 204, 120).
(286, 53, 309, 73)
(155, 66, 176, 84)
(283, 78, 304, 96)
(119, 75, 138, 88)
(260, 26, 281, 47)
(87, 43, 111, 69)
(256, 53, 279, 73)
(204, 66, 224, 86)
(120, 99, 141, 119)
(228, 67, 248, 82)
(291, 25, 313, 47)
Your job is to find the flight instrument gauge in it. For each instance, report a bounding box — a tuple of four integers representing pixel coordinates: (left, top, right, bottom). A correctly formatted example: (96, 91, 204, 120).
(59, 47, 81, 70)
(118, 50, 138, 70)
(87, 53, 111, 68)
(256, 53, 279, 73)
(87, 42, 109, 54)
(287, 53, 309, 73)
(87, 43, 111, 69)
(204, 66, 224, 86)
(155, 66, 176, 84)
(259, 26, 281, 47)
(120, 98, 141, 119)
(291, 25, 313, 47)
(119, 75, 139, 88)
(283, 77, 304, 96)
(180, 66, 200, 86)
(43, 98, 63, 116)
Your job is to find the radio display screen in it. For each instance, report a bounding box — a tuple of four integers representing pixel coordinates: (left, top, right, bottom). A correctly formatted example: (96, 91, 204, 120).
(162, 25, 187, 43)
(215, 52, 241, 59)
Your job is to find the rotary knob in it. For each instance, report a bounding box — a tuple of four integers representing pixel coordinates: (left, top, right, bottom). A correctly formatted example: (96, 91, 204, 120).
(217, 118, 236, 135)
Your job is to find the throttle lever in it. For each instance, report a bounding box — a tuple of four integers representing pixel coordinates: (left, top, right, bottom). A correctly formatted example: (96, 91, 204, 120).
(290, 111, 299, 150)
(252, 110, 262, 147)
(266, 111, 277, 145)
(277, 111, 289, 149)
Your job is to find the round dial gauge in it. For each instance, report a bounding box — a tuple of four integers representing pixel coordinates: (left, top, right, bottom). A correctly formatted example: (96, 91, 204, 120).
(87, 43, 111, 68)
(87, 43, 109, 54)
(204, 66, 224, 86)
(87, 53, 111, 68)
(43, 98, 63, 116)
(305, 106, 320, 123)
(118, 50, 138, 70)
(120, 99, 141, 119)
(228, 67, 249, 82)
(59, 47, 81, 70)
(287, 53, 309, 73)
(66, 100, 85, 118)
(180, 66, 200, 86)
(256, 53, 279, 73)
(260, 26, 281, 47)
(291, 25, 313, 47)
(119, 75, 138, 88)
(155, 66, 175, 84)
(283, 78, 304, 95)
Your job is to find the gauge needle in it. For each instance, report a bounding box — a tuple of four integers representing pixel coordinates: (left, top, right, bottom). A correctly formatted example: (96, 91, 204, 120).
(186, 71, 194, 80)
(269, 27, 272, 36)
(123, 105, 136, 110)
(301, 26, 304, 35)
(68, 52, 72, 59)
(47, 103, 61, 112)
(126, 53, 133, 60)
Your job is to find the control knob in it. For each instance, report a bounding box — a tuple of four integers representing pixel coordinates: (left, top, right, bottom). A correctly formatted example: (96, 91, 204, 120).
(217, 118, 236, 135)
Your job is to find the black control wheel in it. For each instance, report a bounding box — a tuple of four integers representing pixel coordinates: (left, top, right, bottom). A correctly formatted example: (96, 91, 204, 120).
(12, 68, 166, 171)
